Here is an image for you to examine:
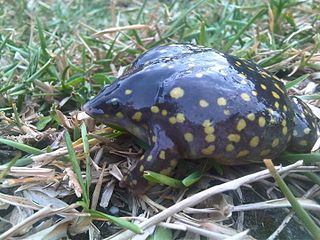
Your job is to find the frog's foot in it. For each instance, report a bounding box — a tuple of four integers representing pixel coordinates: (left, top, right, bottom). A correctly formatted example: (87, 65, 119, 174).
(288, 97, 318, 152)
(125, 126, 179, 195)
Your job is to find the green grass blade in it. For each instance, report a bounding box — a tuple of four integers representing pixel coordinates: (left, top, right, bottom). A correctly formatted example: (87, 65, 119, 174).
(166, 0, 208, 38)
(64, 131, 89, 208)
(304, 172, 320, 187)
(278, 152, 320, 164)
(11, 156, 33, 167)
(265, 160, 320, 239)
(285, 74, 309, 89)
(144, 171, 184, 188)
(25, 58, 52, 82)
(0, 137, 43, 155)
(199, 21, 206, 46)
(298, 94, 320, 101)
(81, 123, 91, 205)
(0, 152, 22, 179)
(182, 171, 202, 187)
(149, 226, 173, 240)
(89, 210, 142, 234)
(0, 34, 10, 57)
(224, 8, 266, 51)
(135, 0, 147, 23)
(12, 103, 22, 128)
(36, 17, 49, 60)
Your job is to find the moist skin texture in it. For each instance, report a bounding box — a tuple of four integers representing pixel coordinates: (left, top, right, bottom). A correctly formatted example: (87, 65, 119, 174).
(84, 44, 318, 194)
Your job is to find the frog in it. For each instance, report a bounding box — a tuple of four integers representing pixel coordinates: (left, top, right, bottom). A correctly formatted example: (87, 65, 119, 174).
(83, 44, 318, 194)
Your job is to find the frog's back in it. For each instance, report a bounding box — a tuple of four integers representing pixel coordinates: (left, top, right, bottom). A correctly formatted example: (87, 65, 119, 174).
(139, 45, 294, 163)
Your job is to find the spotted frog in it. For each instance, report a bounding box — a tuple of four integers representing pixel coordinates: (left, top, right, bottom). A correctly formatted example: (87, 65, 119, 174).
(84, 44, 318, 194)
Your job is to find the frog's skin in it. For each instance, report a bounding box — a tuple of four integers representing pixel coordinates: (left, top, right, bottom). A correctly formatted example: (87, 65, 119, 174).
(84, 44, 318, 194)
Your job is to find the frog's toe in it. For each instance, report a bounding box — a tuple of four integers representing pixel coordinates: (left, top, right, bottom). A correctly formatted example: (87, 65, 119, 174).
(125, 171, 150, 195)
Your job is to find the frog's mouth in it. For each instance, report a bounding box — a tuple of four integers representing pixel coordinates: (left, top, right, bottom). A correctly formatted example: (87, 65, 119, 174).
(83, 102, 129, 131)
(83, 102, 104, 116)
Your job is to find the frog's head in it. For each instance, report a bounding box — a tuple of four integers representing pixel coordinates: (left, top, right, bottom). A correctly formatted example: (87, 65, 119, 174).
(83, 67, 165, 143)
(84, 82, 127, 125)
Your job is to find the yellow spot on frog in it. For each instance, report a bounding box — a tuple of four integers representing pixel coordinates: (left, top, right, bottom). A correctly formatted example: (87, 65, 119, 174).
(147, 155, 152, 161)
(170, 159, 178, 167)
(260, 84, 267, 90)
(152, 136, 157, 143)
(184, 132, 194, 142)
(299, 140, 308, 146)
(272, 138, 279, 148)
(293, 130, 298, 136)
(236, 119, 246, 131)
(274, 83, 284, 93)
(272, 91, 280, 99)
(116, 112, 124, 119)
(201, 145, 215, 155)
(196, 72, 204, 78)
(176, 113, 185, 123)
(139, 165, 144, 172)
(205, 134, 216, 143)
(151, 106, 160, 113)
(132, 127, 140, 135)
(260, 149, 271, 156)
(241, 79, 247, 84)
(275, 101, 279, 109)
(204, 126, 215, 135)
(161, 109, 168, 116)
(228, 134, 241, 143)
(159, 151, 166, 160)
(238, 73, 246, 79)
(160, 167, 173, 175)
(260, 71, 270, 78)
(217, 97, 227, 106)
(199, 99, 209, 108)
(282, 126, 288, 135)
(202, 119, 213, 127)
(283, 105, 288, 112)
(252, 90, 258, 96)
(237, 150, 249, 158)
(282, 120, 287, 126)
(304, 128, 311, 134)
(249, 136, 259, 147)
(258, 117, 266, 127)
(169, 117, 177, 124)
(247, 113, 255, 121)
(226, 144, 234, 152)
(170, 87, 184, 99)
(241, 93, 251, 102)
(125, 89, 132, 95)
(224, 109, 231, 115)
(267, 108, 274, 115)
(235, 61, 242, 66)
(132, 112, 142, 122)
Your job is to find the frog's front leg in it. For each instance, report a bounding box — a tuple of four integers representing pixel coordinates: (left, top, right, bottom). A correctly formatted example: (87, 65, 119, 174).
(125, 125, 179, 195)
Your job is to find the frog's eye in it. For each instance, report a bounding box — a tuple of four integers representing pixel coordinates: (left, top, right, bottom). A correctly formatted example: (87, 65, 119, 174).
(110, 98, 120, 110)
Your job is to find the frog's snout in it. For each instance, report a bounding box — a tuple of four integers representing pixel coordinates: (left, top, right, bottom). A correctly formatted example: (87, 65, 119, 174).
(83, 101, 104, 117)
